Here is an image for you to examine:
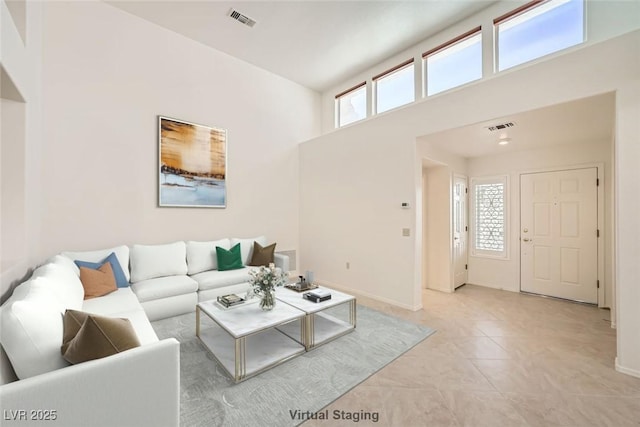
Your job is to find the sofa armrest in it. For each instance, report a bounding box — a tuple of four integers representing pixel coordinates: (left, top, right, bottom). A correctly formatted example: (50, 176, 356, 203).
(274, 252, 290, 272)
(0, 338, 180, 427)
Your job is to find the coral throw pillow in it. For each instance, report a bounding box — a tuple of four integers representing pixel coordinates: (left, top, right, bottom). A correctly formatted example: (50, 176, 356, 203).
(79, 262, 117, 299)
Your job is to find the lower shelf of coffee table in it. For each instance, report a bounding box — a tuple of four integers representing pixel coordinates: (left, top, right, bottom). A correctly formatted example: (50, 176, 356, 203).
(198, 326, 305, 381)
(277, 312, 354, 349)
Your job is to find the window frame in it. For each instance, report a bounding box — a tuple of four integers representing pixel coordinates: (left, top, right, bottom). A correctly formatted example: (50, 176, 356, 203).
(422, 26, 482, 97)
(372, 58, 415, 115)
(494, 0, 586, 72)
(470, 175, 510, 260)
(335, 81, 367, 128)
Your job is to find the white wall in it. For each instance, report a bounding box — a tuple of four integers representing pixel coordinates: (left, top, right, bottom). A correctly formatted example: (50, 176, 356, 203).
(423, 166, 452, 292)
(298, 118, 418, 309)
(38, 1, 321, 260)
(320, 0, 640, 133)
(466, 139, 614, 307)
(615, 80, 640, 378)
(1, 0, 43, 296)
(0, 0, 44, 384)
(299, 31, 640, 375)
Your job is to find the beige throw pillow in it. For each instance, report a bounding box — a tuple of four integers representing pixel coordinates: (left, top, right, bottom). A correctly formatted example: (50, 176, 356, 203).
(62, 311, 140, 364)
(61, 309, 91, 354)
(248, 242, 276, 267)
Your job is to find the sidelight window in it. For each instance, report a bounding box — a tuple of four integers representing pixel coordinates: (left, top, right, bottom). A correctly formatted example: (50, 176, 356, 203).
(471, 176, 508, 258)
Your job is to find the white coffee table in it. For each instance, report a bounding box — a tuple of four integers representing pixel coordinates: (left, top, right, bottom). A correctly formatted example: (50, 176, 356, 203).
(275, 286, 356, 350)
(196, 299, 306, 382)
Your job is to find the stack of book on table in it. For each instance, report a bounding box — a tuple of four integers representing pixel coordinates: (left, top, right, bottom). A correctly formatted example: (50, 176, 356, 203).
(216, 294, 245, 308)
(303, 289, 331, 303)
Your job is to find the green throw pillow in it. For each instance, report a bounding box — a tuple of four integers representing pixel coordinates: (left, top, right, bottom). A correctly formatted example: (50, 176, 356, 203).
(216, 243, 244, 271)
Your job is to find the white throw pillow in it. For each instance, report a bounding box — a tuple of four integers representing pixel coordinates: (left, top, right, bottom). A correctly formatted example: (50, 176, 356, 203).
(62, 245, 130, 282)
(0, 279, 68, 379)
(230, 236, 267, 266)
(130, 241, 187, 283)
(186, 238, 230, 275)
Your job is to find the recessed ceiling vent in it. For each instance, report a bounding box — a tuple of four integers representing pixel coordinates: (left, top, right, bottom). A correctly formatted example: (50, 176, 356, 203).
(486, 122, 515, 132)
(228, 9, 257, 28)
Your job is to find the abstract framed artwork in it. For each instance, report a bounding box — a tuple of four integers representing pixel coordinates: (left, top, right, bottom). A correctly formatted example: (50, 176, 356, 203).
(158, 116, 227, 208)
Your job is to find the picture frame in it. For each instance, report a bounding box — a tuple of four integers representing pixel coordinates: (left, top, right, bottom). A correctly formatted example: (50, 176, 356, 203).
(158, 116, 227, 208)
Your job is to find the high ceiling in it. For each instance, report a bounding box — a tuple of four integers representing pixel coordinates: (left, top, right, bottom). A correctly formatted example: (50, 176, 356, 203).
(106, 1, 497, 92)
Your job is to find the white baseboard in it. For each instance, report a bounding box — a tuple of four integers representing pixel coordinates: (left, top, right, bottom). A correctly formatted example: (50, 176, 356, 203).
(425, 285, 453, 293)
(465, 282, 519, 293)
(615, 357, 640, 378)
(315, 279, 422, 311)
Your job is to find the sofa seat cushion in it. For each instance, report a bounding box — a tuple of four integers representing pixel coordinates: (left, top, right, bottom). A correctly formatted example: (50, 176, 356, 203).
(81, 288, 159, 344)
(82, 287, 141, 316)
(131, 275, 198, 303)
(191, 268, 252, 291)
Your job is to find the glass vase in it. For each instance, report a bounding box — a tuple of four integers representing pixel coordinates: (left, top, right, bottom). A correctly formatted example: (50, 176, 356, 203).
(260, 288, 276, 311)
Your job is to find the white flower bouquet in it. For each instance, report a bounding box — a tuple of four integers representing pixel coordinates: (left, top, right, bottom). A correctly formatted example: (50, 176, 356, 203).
(248, 263, 288, 310)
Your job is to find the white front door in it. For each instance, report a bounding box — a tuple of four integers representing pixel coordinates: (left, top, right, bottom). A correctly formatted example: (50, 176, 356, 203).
(520, 168, 598, 303)
(453, 175, 468, 289)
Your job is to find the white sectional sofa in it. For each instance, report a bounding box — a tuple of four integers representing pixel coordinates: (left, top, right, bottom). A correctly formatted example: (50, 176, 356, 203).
(0, 236, 289, 427)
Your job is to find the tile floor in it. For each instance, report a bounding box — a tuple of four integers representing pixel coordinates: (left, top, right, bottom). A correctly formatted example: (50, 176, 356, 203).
(304, 285, 640, 427)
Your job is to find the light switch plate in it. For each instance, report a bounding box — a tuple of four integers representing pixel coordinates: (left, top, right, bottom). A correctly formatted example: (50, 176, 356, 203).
(402, 228, 410, 237)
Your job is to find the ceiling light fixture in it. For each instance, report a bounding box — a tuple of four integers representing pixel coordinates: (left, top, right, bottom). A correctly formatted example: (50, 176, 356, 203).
(498, 137, 511, 146)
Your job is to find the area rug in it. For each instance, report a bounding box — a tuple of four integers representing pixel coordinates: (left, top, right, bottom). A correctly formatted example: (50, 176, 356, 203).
(152, 304, 435, 427)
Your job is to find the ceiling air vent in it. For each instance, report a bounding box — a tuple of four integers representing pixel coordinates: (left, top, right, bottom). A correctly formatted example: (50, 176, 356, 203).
(486, 122, 515, 132)
(228, 9, 257, 28)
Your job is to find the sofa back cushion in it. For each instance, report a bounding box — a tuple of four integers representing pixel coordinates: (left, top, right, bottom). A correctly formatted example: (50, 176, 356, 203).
(130, 241, 187, 283)
(0, 278, 68, 379)
(186, 238, 230, 275)
(230, 236, 267, 266)
(30, 260, 84, 310)
(62, 245, 131, 283)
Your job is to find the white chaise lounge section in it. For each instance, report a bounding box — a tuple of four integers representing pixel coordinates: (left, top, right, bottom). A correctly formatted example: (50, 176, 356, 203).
(0, 339, 180, 427)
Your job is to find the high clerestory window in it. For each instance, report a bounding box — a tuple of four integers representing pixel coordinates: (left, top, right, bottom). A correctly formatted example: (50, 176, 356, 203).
(471, 176, 508, 259)
(495, 0, 585, 71)
(336, 82, 367, 127)
(333, 0, 586, 128)
(373, 59, 415, 114)
(423, 27, 482, 96)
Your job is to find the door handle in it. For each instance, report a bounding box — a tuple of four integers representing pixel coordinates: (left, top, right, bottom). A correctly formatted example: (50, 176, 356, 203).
(522, 238, 531, 242)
